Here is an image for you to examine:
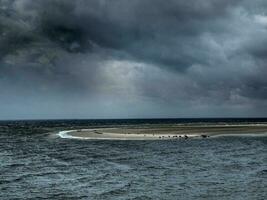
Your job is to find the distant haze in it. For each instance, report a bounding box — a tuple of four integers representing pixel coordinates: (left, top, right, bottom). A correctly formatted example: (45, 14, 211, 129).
(1, 0, 267, 119)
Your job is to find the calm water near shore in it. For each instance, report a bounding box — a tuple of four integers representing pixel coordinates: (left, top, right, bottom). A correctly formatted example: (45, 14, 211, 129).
(1, 119, 267, 199)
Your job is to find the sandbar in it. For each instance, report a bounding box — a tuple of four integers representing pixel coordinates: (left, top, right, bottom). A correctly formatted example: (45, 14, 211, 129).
(58, 124, 267, 140)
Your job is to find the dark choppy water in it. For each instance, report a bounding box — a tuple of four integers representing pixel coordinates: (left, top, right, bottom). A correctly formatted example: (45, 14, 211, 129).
(1, 119, 267, 200)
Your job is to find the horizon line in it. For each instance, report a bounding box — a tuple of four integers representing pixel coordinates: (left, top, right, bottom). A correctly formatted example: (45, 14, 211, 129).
(1, 117, 267, 122)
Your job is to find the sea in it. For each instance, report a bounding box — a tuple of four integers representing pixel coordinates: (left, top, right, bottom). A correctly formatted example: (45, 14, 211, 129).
(0, 118, 267, 200)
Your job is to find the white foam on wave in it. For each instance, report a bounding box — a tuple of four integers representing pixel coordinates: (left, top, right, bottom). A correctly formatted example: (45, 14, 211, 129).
(57, 129, 110, 140)
(58, 130, 79, 139)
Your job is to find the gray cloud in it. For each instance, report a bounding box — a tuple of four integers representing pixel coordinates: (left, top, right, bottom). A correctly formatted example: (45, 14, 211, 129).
(1, 0, 267, 119)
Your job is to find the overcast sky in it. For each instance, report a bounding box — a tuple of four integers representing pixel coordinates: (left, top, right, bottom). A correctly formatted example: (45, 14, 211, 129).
(1, 0, 267, 119)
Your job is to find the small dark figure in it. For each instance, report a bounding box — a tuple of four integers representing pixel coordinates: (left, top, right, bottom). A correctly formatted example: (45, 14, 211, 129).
(184, 135, 188, 139)
(201, 134, 208, 138)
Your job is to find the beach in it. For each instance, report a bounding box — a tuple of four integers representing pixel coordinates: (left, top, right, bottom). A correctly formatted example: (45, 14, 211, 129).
(59, 123, 267, 140)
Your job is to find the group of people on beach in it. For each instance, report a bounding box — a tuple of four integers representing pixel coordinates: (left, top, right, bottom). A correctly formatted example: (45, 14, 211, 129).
(156, 134, 209, 139)
(157, 135, 188, 139)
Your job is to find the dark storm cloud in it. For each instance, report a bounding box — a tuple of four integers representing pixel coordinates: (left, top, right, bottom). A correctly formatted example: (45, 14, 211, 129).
(35, 0, 241, 69)
(1, 0, 267, 118)
(1, 0, 241, 65)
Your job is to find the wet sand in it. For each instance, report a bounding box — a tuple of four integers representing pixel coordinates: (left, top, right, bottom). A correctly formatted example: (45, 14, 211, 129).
(59, 124, 267, 140)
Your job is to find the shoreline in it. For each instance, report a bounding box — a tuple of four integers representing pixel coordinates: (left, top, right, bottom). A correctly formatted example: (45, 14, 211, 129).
(57, 124, 267, 140)
(58, 129, 198, 140)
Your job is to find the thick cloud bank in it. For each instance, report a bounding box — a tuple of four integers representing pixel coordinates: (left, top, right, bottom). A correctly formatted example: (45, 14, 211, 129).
(1, 0, 267, 119)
